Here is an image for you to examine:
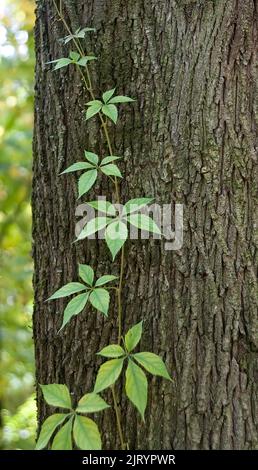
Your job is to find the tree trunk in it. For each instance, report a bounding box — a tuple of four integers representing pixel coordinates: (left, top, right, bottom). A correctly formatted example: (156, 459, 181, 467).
(33, 0, 258, 450)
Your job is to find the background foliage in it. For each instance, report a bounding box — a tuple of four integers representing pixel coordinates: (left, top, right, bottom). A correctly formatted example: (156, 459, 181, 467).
(0, 0, 35, 449)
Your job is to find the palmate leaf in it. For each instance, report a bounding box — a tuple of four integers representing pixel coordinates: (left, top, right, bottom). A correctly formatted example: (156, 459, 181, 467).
(100, 163, 122, 178)
(46, 57, 72, 70)
(48, 282, 86, 300)
(86, 103, 102, 120)
(84, 151, 99, 166)
(87, 200, 116, 216)
(94, 358, 124, 393)
(97, 344, 125, 358)
(124, 198, 154, 214)
(89, 288, 110, 316)
(78, 169, 98, 197)
(102, 88, 116, 103)
(69, 51, 80, 61)
(125, 321, 143, 353)
(109, 96, 135, 104)
(105, 221, 128, 260)
(76, 393, 109, 413)
(128, 213, 161, 235)
(79, 264, 94, 286)
(78, 56, 96, 66)
(35, 413, 69, 450)
(133, 352, 171, 380)
(77, 216, 112, 241)
(95, 275, 117, 286)
(73, 415, 101, 450)
(62, 27, 95, 44)
(52, 417, 73, 450)
(61, 292, 89, 330)
(102, 104, 118, 123)
(40, 384, 72, 409)
(60, 162, 94, 174)
(100, 155, 121, 165)
(125, 359, 147, 421)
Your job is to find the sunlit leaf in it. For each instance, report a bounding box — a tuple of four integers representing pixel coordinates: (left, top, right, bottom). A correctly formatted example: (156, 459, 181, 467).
(105, 221, 128, 260)
(84, 151, 99, 166)
(51, 417, 73, 450)
(109, 96, 135, 104)
(73, 415, 101, 450)
(48, 282, 86, 300)
(94, 358, 124, 393)
(102, 104, 118, 124)
(125, 321, 143, 353)
(102, 88, 116, 103)
(97, 344, 125, 358)
(61, 292, 89, 329)
(79, 264, 94, 286)
(100, 163, 122, 178)
(133, 352, 171, 380)
(77, 217, 112, 241)
(78, 169, 98, 197)
(40, 384, 72, 409)
(127, 214, 161, 235)
(125, 359, 147, 421)
(76, 393, 109, 413)
(95, 275, 117, 287)
(89, 288, 110, 316)
(35, 414, 69, 450)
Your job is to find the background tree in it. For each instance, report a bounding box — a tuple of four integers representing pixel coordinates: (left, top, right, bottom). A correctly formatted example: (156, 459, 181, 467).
(33, 0, 258, 449)
(0, 0, 35, 450)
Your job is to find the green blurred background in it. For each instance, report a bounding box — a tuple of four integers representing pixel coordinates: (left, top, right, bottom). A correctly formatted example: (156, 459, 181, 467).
(0, 0, 36, 449)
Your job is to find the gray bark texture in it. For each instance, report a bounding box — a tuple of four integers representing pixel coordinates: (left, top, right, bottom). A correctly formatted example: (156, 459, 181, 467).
(33, 0, 258, 449)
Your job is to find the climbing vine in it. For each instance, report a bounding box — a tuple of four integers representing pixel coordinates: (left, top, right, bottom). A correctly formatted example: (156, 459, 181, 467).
(36, 0, 171, 450)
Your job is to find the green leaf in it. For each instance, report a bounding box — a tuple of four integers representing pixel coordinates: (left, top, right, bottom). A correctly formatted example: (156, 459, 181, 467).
(102, 88, 116, 103)
(63, 28, 95, 44)
(76, 393, 110, 413)
(86, 103, 102, 120)
(51, 417, 73, 450)
(100, 155, 121, 165)
(48, 282, 86, 300)
(77, 217, 112, 241)
(133, 352, 171, 380)
(40, 384, 72, 409)
(78, 56, 96, 66)
(73, 415, 101, 450)
(94, 358, 124, 393)
(102, 104, 118, 124)
(79, 264, 94, 286)
(124, 198, 154, 214)
(47, 58, 72, 70)
(100, 163, 122, 178)
(69, 51, 80, 61)
(97, 345, 125, 358)
(89, 288, 110, 316)
(60, 162, 94, 174)
(35, 414, 69, 450)
(84, 151, 99, 166)
(95, 275, 117, 287)
(87, 200, 116, 216)
(86, 100, 102, 107)
(61, 292, 89, 330)
(128, 214, 161, 235)
(109, 95, 135, 104)
(125, 359, 147, 421)
(125, 321, 143, 353)
(105, 221, 128, 260)
(78, 169, 98, 197)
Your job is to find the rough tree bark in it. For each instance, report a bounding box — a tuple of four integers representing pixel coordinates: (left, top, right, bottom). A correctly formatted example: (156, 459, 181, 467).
(33, 0, 258, 449)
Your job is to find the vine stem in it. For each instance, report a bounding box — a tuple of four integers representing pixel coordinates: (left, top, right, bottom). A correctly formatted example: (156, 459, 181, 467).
(53, 0, 126, 450)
